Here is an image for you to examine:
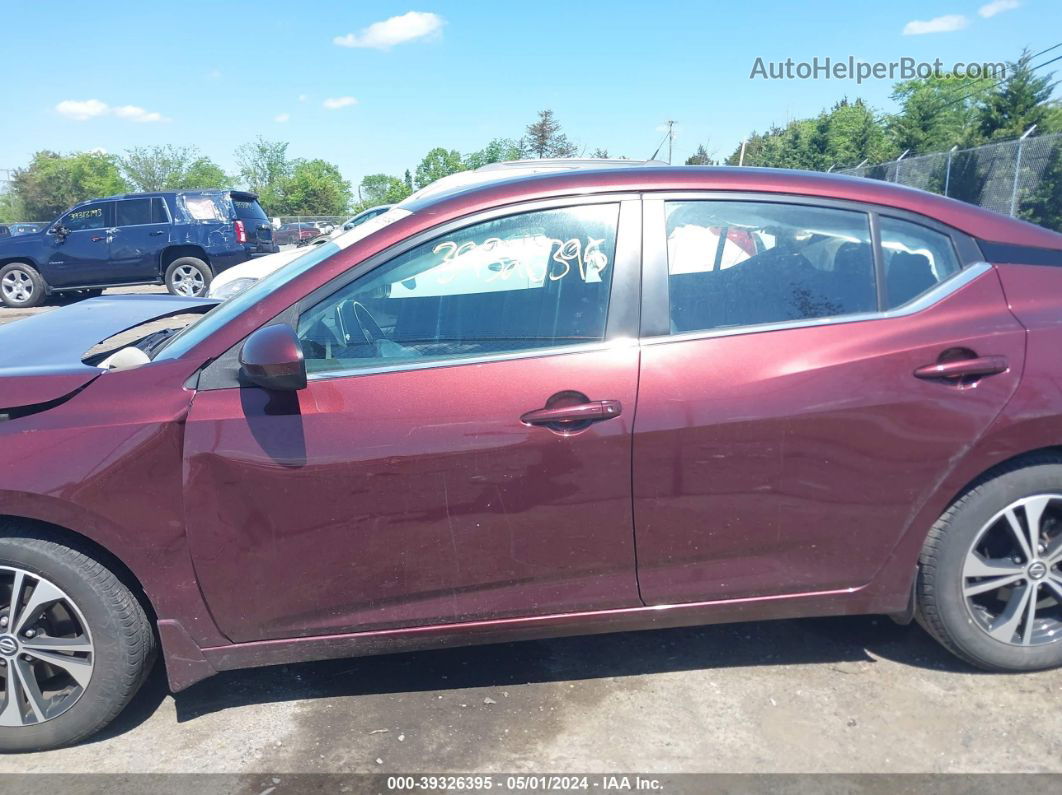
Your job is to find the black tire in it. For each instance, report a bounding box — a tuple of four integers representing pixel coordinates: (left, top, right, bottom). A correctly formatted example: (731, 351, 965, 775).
(917, 455, 1062, 672)
(164, 257, 212, 298)
(0, 263, 46, 309)
(0, 530, 155, 752)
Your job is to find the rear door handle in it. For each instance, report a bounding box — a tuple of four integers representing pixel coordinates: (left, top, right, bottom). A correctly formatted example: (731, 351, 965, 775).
(521, 400, 622, 426)
(149, 230, 165, 236)
(914, 355, 1008, 380)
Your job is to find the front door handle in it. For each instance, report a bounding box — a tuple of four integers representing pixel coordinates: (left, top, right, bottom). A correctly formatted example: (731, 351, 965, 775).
(521, 400, 622, 426)
(90, 235, 106, 243)
(149, 230, 165, 236)
(914, 355, 1008, 380)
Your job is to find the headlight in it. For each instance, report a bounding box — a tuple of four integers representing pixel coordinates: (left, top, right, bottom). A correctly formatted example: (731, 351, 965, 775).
(209, 277, 258, 300)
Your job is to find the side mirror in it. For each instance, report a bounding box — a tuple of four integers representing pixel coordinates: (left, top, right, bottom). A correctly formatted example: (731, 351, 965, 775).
(51, 224, 69, 239)
(239, 324, 307, 391)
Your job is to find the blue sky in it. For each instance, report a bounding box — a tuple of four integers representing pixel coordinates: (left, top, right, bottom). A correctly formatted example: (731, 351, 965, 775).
(1, 0, 1055, 188)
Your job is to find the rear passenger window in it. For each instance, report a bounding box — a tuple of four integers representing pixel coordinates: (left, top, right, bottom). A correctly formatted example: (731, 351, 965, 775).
(666, 201, 876, 334)
(116, 198, 151, 226)
(296, 204, 619, 374)
(879, 217, 961, 309)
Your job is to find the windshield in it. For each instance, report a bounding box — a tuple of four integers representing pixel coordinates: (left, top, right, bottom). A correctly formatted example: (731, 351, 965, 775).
(152, 242, 341, 361)
(152, 207, 413, 361)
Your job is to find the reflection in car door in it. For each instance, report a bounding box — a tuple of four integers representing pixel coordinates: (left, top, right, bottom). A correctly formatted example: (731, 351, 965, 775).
(182, 198, 644, 643)
(632, 196, 1026, 606)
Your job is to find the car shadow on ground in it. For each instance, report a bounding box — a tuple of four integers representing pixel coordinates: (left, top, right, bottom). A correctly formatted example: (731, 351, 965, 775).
(92, 613, 981, 743)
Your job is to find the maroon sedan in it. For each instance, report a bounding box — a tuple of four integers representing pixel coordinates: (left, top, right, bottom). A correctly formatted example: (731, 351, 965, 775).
(1, 166, 1061, 750)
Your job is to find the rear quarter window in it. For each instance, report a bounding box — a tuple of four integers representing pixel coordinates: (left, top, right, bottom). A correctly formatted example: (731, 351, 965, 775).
(182, 195, 227, 222)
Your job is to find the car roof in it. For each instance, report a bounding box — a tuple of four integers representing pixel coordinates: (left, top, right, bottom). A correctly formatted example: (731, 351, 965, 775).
(404, 165, 1062, 249)
(70, 189, 259, 207)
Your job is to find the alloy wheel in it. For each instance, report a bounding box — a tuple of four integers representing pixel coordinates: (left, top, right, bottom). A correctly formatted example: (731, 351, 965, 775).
(0, 566, 94, 727)
(1, 270, 34, 304)
(171, 265, 205, 296)
(962, 494, 1062, 646)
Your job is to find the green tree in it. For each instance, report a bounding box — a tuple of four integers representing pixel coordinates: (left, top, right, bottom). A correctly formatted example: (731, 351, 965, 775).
(275, 159, 352, 215)
(234, 137, 290, 212)
(1020, 141, 1062, 231)
(463, 138, 523, 169)
(979, 49, 1060, 140)
(888, 74, 991, 153)
(119, 145, 229, 191)
(685, 143, 716, 165)
(0, 191, 27, 223)
(414, 147, 465, 189)
(521, 109, 577, 158)
(180, 157, 230, 189)
(9, 150, 128, 220)
(358, 174, 412, 208)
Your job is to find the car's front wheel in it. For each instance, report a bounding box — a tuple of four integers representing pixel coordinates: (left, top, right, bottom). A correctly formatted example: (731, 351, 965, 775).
(0, 263, 46, 309)
(0, 531, 155, 752)
(164, 257, 212, 297)
(917, 456, 1062, 671)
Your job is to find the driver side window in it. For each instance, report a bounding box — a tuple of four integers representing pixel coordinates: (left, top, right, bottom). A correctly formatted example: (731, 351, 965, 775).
(296, 204, 619, 375)
(60, 202, 113, 232)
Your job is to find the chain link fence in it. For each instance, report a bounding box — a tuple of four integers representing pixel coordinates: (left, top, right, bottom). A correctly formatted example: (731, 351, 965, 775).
(836, 132, 1062, 226)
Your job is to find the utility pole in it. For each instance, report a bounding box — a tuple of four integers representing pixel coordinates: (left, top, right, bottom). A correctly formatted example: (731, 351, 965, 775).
(1010, 125, 1037, 216)
(666, 120, 675, 165)
(738, 140, 747, 166)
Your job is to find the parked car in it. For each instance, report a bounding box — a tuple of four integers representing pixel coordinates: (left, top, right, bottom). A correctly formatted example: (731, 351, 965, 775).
(0, 223, 45, 238)
(340, 204, 392, 231)
(0, 190, 277, 308)
(2, 166, 1062, 751)
(274, 222, 322, 247)
(208, 159, 664, 299)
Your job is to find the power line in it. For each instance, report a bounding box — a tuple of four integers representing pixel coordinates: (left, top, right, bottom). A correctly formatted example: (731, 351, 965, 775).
(917, 43, 1062, 121)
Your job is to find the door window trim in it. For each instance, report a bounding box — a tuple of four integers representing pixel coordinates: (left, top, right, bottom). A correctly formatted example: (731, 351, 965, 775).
(640, 191, 984, 343)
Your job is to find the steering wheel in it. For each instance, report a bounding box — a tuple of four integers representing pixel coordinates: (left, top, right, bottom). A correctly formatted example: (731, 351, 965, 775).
(349, 301, 385, 346)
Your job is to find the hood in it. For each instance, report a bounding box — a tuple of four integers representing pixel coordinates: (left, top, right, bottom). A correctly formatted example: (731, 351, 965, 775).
(0, 230, 47, 247)
(0, 295, 217, 408)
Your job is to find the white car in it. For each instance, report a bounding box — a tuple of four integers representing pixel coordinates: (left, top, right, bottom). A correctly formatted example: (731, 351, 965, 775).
(207, 159, 663, 300)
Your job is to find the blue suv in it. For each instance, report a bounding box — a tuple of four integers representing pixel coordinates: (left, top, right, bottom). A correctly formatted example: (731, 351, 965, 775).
(0, 189, 278, 308)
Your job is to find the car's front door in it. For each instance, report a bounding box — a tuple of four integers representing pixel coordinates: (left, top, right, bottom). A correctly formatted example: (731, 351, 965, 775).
(632, 197, 1026, 606)
(109, 197, 169, 282)
(44, 201, 115, 286)
(183, 198, 644, 643)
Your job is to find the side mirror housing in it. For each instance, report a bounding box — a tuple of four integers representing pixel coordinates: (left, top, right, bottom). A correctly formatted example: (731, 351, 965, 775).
(239, 324, 307, 391)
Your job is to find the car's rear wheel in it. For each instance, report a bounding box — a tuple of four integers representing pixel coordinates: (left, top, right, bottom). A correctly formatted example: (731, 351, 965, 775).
(0, 263, 46, 309)
(917, 457, 1062, 671)
(164, 257, 212, 297)
(0, 533, 155, 752)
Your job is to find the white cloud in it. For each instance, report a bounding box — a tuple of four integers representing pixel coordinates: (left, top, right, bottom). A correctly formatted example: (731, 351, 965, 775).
(112, 105, 169, 123)
(979, 0, 1019, 18)
(274, 113, 291, 123)
(903, 14, 969, 34)
(55, 99, 169, 123)
(333, 11, 444, 49)
(207, 68, 223, 80)
(322, 96, 357, 110)
(55, 99, 109, 121)
(298, 94, 308, 103)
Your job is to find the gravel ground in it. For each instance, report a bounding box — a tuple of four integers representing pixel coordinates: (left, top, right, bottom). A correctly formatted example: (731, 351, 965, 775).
(0, 288, 1060, 780)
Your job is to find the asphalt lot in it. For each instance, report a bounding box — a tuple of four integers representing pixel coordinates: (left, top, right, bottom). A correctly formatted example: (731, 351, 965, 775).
(0, 290, 1060, 778)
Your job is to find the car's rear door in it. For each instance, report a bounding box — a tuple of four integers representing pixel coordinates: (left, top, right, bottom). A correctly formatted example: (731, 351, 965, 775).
(632, 195, 1026, 606)
(109, 197, 170, 282)
(183, 197, 643, 643)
